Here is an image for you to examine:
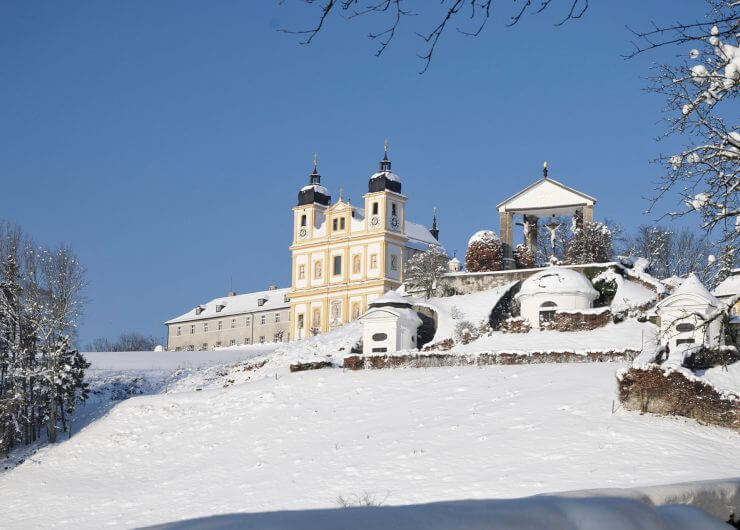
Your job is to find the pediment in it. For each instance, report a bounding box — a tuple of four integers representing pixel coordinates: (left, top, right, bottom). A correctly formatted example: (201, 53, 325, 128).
(497, 178, 596, 215)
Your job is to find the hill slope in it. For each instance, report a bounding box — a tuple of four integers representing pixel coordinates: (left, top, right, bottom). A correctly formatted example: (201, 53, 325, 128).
(0, 362, 737, 528)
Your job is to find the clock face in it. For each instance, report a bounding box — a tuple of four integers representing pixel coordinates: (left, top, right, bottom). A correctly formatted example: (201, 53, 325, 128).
(370, 216, 380, 227)
(298, 227, 307, 238)
(391, 216, 399, 228)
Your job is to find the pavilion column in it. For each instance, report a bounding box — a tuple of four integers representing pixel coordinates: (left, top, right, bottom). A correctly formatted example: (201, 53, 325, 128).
(582, 205, 594, 224)
(499, 211, 515, 269)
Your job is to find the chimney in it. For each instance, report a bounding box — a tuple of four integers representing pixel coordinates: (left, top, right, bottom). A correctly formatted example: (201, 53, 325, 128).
(227, 291, 236, 297)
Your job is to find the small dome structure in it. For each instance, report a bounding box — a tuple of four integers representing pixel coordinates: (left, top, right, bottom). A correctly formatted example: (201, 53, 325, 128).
(468, 230, 498, 248)
(360, 291, 421, 354)
(515, 266, 599, 327)
(657, 273, 724, 350)
(297, 157, 331, 206)
(368, 143, 402, 194)
(448, 256, 462, 272)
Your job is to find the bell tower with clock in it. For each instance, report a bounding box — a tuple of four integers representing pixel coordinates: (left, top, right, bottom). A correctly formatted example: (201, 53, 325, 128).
(293, 155, 331, 245)
(364, 142, 406, 235)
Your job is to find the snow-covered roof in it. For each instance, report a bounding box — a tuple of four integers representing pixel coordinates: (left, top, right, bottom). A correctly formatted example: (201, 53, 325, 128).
(516, 266, 599, 300)
(658, 273, 719, 309)
(449, 257, 461, 265)
(370, 170, 400, 183)
(467, 230, 498, 247)
(300, 183, 329, 196)
(712, 270, 740, 299)
(360, 306, 422, 327)
(165, 288, 290, 324)
(369, 290, 413, 308)
(405, 221, 439, 250)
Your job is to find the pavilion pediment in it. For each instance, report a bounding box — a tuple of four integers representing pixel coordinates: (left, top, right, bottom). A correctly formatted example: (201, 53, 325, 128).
(497, 178, 596, 215)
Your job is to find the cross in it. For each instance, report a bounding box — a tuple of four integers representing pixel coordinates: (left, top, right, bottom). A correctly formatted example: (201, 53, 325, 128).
(339, 186, 344, 200)
(313, 152, 318, 172)
(384, 138, 389, 154)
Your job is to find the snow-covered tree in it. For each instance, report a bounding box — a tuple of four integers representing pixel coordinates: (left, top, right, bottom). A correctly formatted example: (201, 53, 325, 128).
(713, 244, 736, 287)
(465, 231, 502, 272)
(403, 244, 448, 299)
(632, 3, 739, 246)
(564, 221, 613, 265)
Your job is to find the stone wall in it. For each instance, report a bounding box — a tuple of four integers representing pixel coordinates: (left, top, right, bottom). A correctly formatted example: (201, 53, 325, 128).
(436, 262, 615, 297)
(551, 309, 612, 331)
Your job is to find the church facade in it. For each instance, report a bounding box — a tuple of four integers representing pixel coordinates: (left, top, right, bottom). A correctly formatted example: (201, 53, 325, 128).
(288, 148, 439, 340)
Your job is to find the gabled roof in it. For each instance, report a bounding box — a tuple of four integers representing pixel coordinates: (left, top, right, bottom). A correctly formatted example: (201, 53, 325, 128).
(712, 269, 740, 298)
(165, 288, 290, 325)
(497, 177, 596, 212)
(405, 221, 439, 250)
(657, 273, 719, 309)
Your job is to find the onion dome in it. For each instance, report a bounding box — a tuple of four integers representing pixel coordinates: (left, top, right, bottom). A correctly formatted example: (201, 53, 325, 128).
(298, 154, 331, 206)
(369, 141, 402, 194)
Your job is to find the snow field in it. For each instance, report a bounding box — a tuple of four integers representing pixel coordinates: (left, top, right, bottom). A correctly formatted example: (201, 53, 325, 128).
(1, 362, 738, 528)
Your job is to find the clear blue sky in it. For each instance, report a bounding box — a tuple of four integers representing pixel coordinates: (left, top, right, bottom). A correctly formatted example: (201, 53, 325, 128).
(0, 1, 703, 346)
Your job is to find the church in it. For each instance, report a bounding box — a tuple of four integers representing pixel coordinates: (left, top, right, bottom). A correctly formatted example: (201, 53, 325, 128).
(288, 146, 439, 340)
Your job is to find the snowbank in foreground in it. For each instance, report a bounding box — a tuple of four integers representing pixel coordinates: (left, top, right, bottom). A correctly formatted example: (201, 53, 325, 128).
(1, 363, 738, 528)
(147, 487, 735, 529)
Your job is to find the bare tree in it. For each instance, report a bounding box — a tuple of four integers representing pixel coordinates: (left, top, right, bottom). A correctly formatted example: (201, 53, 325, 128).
(626, 1, 739, 245)
(403, 244, 448, 298)
(279, 0, 588, 72)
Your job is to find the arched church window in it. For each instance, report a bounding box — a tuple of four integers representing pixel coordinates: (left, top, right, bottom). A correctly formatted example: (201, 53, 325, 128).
(300, 214, 307, 227)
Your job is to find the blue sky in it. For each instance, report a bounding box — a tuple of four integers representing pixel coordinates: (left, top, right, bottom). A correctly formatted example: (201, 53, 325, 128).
(0, 1, 704, 346)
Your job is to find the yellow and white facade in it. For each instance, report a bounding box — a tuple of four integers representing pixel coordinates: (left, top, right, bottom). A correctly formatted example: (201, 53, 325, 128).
(288, 151, 438, 340)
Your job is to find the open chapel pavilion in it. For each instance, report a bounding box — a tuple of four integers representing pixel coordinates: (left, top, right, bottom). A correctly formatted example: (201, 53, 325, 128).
(497, 162, 596, 268)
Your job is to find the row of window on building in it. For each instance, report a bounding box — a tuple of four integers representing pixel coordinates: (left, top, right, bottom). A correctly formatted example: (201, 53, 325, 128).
(175, 312, 283, 336)
(173, 333, 285, 351)
(297, 254, 399, 280)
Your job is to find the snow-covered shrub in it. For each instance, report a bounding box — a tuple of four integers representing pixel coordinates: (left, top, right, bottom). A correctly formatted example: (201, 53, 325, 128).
(564, 221, 613, 264)
(592, 276, 618, 307)
(514, 243, 535, 269)
(454, 320, 479, 344)
(465, 231, 502, 272)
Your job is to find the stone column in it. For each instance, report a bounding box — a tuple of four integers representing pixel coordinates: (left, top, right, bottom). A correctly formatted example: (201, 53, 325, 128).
(582, 205, 594, 224)
(499, 211, 515, 269)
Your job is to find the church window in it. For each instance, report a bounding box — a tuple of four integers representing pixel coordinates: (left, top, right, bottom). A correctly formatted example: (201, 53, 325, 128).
(333, 255, 342, 275)
(300, 214, 307, 227)
(245, 337, 251, 344)
(218, 320, 223, 330)
(245, 316, 251, 326)
(261, 315, 266, 325)
(391, 203, 397, 216)
(259, 336, 265, 344)
(314, 261, 322, 279)
(231, 319, 236, 328)
(204, 322, 208, 333)
(297, 314, 305, 329)
(298, 264, 306, 280)
(176, 326, 181, 336)
(275, 312, 281, 323)
(332, 219, 338, 231)
(391, 255, 399, 271)
(190, 324, 195, 335)
(340, 217, 346, 230)
(352, 255, 361, 274)
(370, 254, 378, 269)
(372, 202, 378, 215)
(230, 339, 236, 346)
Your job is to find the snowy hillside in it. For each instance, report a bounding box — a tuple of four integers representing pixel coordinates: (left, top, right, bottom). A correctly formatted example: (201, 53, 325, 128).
(1, 362, 738, 528)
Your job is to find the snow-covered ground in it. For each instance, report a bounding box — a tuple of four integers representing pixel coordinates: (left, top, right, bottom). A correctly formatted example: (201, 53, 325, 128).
(1, 362, 738, 528)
